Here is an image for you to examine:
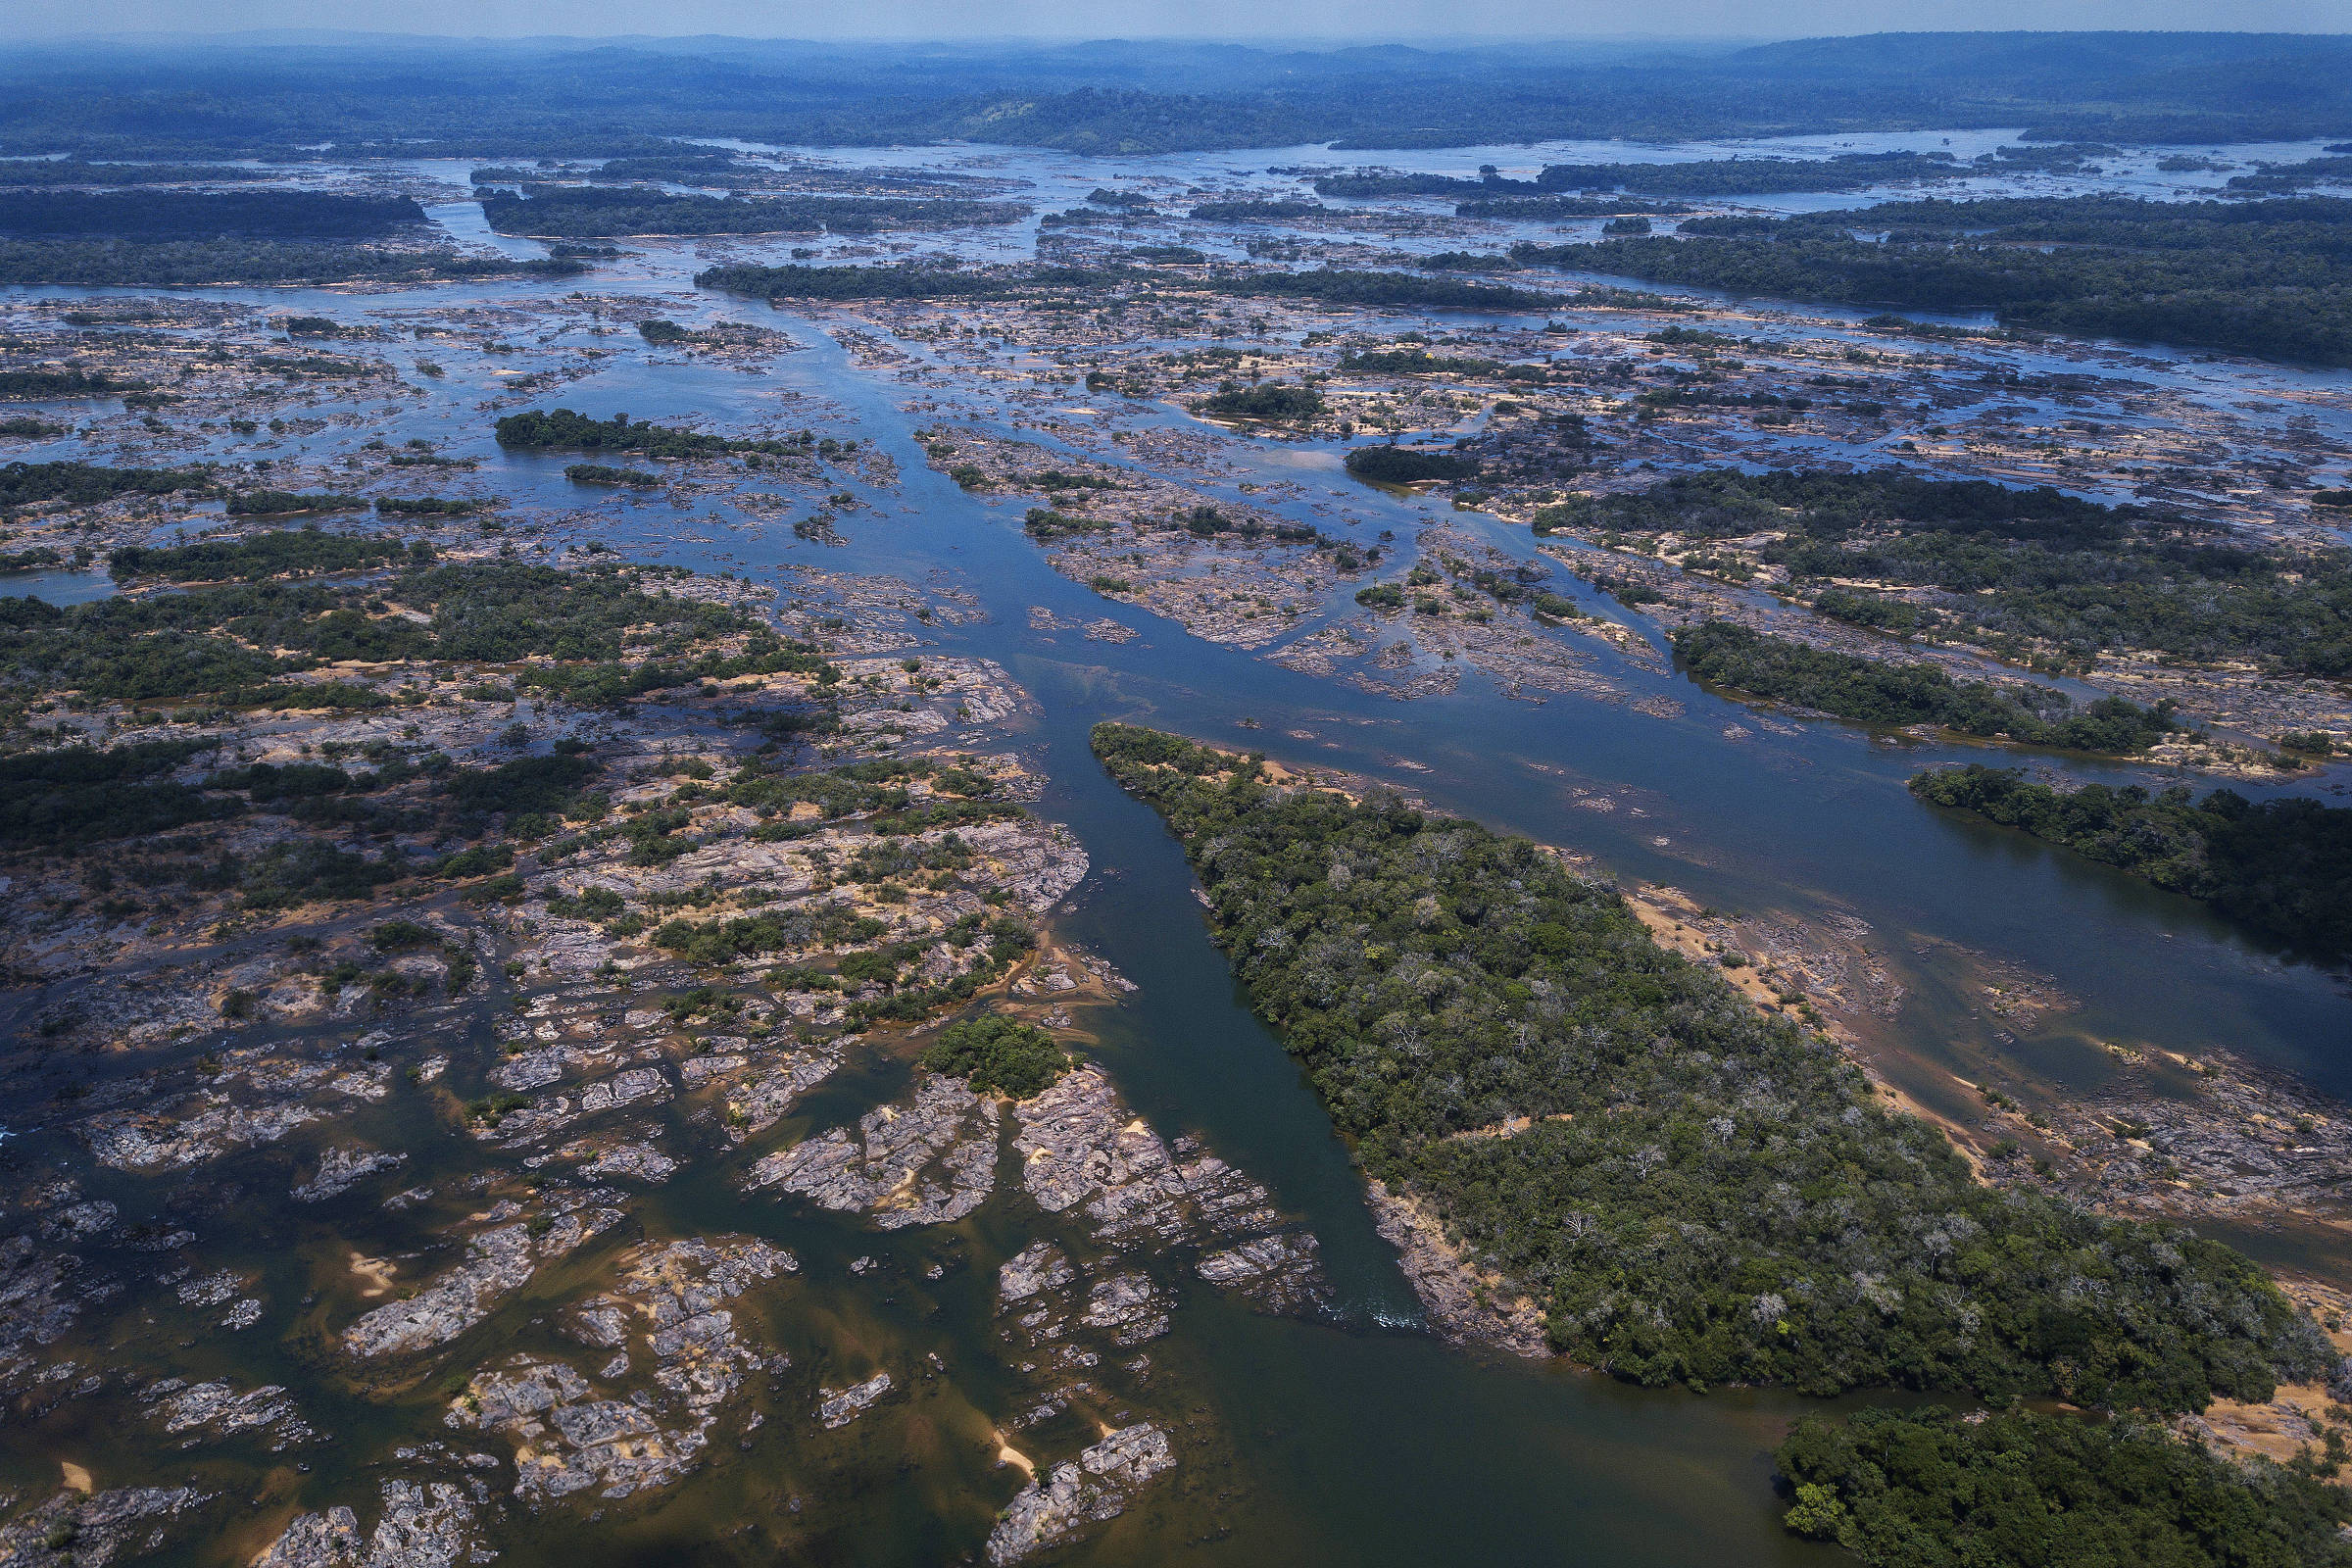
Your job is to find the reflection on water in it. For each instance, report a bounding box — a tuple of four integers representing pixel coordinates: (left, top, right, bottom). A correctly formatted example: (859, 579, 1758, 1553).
(2, 567, 115, 605)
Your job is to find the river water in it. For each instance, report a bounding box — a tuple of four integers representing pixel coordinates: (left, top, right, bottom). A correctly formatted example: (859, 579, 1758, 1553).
(9, 137, 2352, 1564)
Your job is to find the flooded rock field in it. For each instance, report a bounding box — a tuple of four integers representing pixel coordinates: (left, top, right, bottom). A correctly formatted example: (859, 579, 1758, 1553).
(3, 127, 2352, 1568)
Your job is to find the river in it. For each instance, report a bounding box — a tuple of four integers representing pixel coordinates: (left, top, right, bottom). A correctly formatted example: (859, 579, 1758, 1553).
(7, 135, 2350, 1565)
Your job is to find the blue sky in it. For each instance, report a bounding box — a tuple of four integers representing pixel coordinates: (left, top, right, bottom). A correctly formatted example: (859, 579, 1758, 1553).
(6, 0, 2345, 42)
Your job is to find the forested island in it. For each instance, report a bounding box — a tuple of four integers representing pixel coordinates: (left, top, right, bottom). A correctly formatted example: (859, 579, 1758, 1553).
(0, 190, 427, 239)
(1910, 765, 2352, 961)
(1316, 151, 1970, 199)
(1776, 1406, 2352, 1567)
(1672, 622, 2182, 754)
(1509, 196, 2352, 366)
(479, 187, 1026, 237)
(1091, 722, 2321, 1405)
(1541, 468, 2352, 677)
(694, 260, 1557, 310)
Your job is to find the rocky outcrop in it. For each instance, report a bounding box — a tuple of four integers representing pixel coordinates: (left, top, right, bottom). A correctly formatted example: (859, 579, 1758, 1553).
(0, 1484, 210, 1568)
(250, 1480, 478, 1568)
(447, 1236, 792, 1504)
(1364, 1179, 1548, 1357)
(816, 1372, 893, 1430)
(474, 1067, 671, 1147)
(453, 1359, 692, 1503)
(1079, 1274, 1168, 1346)
(144, 1378, 312, 1447)
(1010, 1068, 1325, 1312)
(745, 1075, 997, 1229)
(997, 1243, 1074, 1305)
(983, 1423, 1174, 1565)
(293, 1148, 408, 1203)
(344, 1207, 620, 1359)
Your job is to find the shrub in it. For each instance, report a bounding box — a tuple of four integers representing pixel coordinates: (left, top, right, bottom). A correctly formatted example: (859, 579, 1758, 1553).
(921, 1014, 1070, 1099)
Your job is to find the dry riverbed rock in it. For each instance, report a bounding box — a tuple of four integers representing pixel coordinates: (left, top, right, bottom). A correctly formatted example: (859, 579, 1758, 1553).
(983, 1422, 1175, 1565)
(745, 1074, 999, 1229)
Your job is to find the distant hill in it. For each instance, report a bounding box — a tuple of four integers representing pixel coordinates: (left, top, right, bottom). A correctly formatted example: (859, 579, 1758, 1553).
(0, 31, 2346, 156)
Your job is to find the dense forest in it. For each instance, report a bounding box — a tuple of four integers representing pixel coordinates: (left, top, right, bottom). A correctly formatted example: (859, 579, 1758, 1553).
(495, 408, 847, 462)
(0, 190, 425, 239)
(3, 34, 2348, 158)
(1775, 1406, 2352, 1566)
(109, 527, 427, 582)
(694, 260, 1554, 311)
(0, 369, 129, 401)
(0, 157, 270, 186)
(1345, 445, 1481, 483)
(1910, 765, 2352, 962)
(1541, 468, 2352, 677)
(1092, 723, 2325, 1406)
(1317, 152, 1968, 199)
(1509, 196, 2352, 367)
(0, 459, 211, 506)
(0, 545, 820, 723)
(1197, 382, 1324, 421)
(478, 187, 1024, 237)
(1673, 622, 2182, 755)
(919, 1015, 1070, 1100)
(0, 238, 579, 286)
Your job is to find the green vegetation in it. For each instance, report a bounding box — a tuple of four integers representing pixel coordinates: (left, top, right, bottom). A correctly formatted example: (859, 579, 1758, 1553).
(1910, 765, 2352, 961)
(1674, 623, 2182, 754)
(1, 557, 781, 711)
(222, 491, 365, 517)
(1345, 445, 1480, 484)
(0, 191, 425, 239)
(480, 187, 1024, 237)
(2228, 154, 2352, 195)
(497, 408, 817, 462)
(1197, 381, 1324, 420)
(1092, 723, 2324, 1404)
(1342, 347, 1500, 376)
(1189, 199, 1325, 220)
(564, 463, 663, 487)
(1543, 469, 2352, 677)
(0, 738, 233, 847)
(1211, 268, 1553, 310)
(0, 239, 581, 286)
(447, 754, 600, 815)
(0, 460, 210, 507)
(695, 262, 1112, 301)
(654, 880, 1035, 1023)
(695, 261, 1554, 312)
(1775, 1406, 2352, 1567)
(1319, 152, 1963, 200)
(920, 1014, 1070, 1099)
(1456, 195, 1689, 220)
(1512, 196, 2352, 366)
(0, 368, 123, 400)
(0, 157, 270, 186)
(110, 528, 427, 581)
(1023, 507, 1111, 540)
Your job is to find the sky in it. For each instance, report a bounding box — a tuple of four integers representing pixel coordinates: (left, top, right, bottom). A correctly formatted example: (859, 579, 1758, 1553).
(3, 0, 2345, 41)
